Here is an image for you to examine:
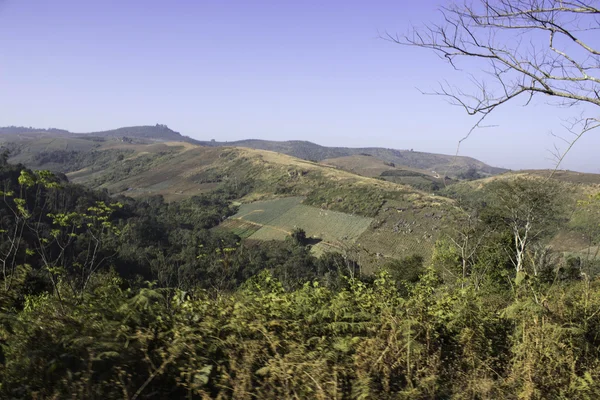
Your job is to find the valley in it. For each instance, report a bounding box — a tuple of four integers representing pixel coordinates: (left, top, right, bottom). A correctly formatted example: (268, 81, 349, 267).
(2, 125, 599, 271)
(1, 127, 460, 270)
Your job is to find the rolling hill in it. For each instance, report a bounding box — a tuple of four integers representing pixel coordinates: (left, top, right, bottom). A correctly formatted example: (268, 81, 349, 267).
(0, 125, 521, 270)
(197, 138, 507, 177)
(0, 133, 456, 270)
(1, 125, 507, 178)
(320, 154, 456, 191)
(2, 125, 599, 271)
(77, 142, 457, 270)
(0, 124, 193, 143)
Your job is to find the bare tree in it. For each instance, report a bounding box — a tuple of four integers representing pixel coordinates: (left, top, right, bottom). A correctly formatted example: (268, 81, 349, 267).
(389, 0, 600, 167)
(485, 177, 565, 275)
(447, 205, 492, 288)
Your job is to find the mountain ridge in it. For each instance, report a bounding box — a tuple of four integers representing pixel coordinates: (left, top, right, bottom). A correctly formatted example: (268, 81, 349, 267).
(197, 138, 507, 177)
(0, 124, 190, 142)
(1, 125, 506, 177)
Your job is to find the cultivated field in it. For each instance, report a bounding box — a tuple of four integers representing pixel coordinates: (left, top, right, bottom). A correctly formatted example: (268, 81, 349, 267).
(216, 219, 262, 238)
(266, 205, 373, 242)
(233, 197, 304, 225)
(227, 197, 374, 250)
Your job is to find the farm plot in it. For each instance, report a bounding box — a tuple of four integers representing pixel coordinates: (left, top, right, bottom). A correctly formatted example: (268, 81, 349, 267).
(225, 197, 374, 248)
(232, 197, 304, 225)
(216, 219, 261, 238)
(247, 204, 373, 246)
(245, 225, 290, 241)
(265, 205, 372, 242)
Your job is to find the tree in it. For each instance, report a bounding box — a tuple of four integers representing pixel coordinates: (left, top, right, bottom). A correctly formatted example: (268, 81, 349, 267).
(290, 227, 308, 246)
(484, 177, 565, 276)
(576, 191, 600, 242)
(458, 167, 482, 181)
(447, 205, 492, 286)
(0, 148, 9, 166)
(392, 0, 600, 165)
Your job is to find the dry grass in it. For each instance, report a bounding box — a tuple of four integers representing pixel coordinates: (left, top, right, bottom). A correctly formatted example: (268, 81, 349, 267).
(321, 155, 439, 178)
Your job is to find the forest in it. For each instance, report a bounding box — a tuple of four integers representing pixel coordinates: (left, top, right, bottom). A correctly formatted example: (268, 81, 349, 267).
(1, 153, 600, 399)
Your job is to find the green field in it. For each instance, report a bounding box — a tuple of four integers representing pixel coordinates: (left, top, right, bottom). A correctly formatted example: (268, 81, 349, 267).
(232, 197, 305, 225)
(227, 197, 374, 248)
(264, 205, 372, 243)
(216, 219, 262, 238)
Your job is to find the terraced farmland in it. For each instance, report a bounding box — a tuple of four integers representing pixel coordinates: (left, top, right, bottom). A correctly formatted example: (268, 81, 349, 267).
(265, 205, 372, 243)
(232, 197, 304, 225)
(227, 197, 374, 248)
(216, 219, 262, 238)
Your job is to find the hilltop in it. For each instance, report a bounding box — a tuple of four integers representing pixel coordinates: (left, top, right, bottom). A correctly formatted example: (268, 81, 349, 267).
(0, 124, 191, 142)
(198, 138, 507, 177)
(1, 125, 506, 178)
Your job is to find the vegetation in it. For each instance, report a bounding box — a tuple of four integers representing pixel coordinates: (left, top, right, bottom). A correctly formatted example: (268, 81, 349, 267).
(202, 139, 506, 176)
(31, 149, 134, 173)
(1, 155, 600, 398)
(380, 169, 449, 192)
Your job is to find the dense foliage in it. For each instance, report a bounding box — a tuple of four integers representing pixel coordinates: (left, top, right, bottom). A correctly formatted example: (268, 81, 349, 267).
(1, 158, 600, 399)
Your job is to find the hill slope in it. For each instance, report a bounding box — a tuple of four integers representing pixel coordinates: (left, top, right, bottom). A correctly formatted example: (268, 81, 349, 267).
(2, 126, 506, 178)
(197, 138, 506, 177)
(321, 155, 456, 192)
(5, 138, 453, 269)
(440, 169, 600, 260)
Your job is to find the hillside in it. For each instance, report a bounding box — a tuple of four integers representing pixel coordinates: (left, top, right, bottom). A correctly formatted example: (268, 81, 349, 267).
(0, 136, 455, 269)
(2, 126, 507, 178)
(198, 138, 507, 177)
(78, 142, 454, 268)
(439, 170, 600, 261)
(4, 127, 596, 267)
(321, 154, 456, 192)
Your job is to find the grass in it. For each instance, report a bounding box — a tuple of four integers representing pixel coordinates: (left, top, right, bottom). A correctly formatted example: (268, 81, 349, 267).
(321, 155, 455, 193)
(356, 198, 452, 263)
(524, 169, 600, 185)
(246, 226, 289, 241)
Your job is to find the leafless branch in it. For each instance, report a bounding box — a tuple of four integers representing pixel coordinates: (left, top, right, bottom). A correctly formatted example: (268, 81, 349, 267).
(388, 0, 600, 169)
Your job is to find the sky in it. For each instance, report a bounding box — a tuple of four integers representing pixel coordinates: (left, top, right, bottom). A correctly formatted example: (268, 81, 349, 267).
(0, 0, 598, 172)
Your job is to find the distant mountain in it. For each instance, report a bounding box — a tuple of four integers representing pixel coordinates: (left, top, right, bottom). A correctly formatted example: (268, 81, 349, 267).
(197, 139, 507, 177)
(1, 124, 191, 142)
(0, 126, 71, 135)
(87, 124, 188, 141)
(1, 125, 507, 177)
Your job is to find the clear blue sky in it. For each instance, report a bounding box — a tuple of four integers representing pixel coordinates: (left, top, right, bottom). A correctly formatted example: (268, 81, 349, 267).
(0, 0, 598, 172)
